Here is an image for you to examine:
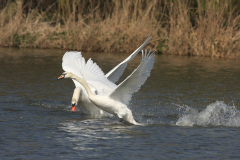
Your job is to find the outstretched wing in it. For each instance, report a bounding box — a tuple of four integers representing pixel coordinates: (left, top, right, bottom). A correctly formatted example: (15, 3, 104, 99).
(76, 57, 117, 94)
(62, 51, 85, 88)
(108, 49, 155, 105)
(105, 36, 152, 83)
(62, 51, 116, 94)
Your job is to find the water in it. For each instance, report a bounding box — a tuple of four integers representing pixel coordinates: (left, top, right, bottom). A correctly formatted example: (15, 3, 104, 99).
(1, 48, 240, 159)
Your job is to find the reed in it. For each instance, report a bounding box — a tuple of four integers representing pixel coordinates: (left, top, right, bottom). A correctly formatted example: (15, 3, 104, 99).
(0, 0, 239, 57)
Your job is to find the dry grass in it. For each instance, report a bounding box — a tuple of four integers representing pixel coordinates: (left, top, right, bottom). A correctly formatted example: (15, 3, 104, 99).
(166, 0, 240, 57)
(0, 0, 240, 58)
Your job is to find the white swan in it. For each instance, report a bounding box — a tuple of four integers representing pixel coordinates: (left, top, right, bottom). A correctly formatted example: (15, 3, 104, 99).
(62, 36, 152, 115)
(58, 51, 155, 125)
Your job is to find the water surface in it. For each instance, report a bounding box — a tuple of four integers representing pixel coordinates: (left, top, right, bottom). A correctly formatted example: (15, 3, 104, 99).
(1, 48, 240, 159)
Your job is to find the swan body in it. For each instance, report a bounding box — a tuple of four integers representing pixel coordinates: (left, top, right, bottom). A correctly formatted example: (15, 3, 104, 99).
(90, 96, 138, 125)
(59, 72, 139, 125)
(62, 36, 152, 116)
(58, 51, 155, 125)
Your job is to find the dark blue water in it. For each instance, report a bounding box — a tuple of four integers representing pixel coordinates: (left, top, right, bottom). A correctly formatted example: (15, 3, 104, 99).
(1, 48, 240, 159)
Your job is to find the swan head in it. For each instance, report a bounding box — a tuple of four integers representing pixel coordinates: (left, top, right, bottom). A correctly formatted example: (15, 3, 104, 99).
(58, 72, 74, 80)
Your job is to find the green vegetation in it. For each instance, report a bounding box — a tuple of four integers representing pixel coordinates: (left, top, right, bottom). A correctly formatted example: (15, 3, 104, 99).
(0, 0, 240, 57)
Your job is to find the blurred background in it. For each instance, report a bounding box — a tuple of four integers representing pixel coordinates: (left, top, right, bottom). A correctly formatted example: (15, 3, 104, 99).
(0, 0, 240, 57)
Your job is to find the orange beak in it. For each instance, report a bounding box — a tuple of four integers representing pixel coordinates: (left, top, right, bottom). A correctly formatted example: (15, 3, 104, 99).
(58, 75, 64, 80)
(71, 105, 76, 112)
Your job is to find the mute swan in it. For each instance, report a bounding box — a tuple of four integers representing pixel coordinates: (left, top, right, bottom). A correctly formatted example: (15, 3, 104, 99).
(62, 36, 152, 115)
(58, 51, 155, 125)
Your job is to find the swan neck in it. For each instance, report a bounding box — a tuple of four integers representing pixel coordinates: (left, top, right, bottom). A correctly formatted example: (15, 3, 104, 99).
(72, 75, 94, 97)
(72, 87, 81, 104)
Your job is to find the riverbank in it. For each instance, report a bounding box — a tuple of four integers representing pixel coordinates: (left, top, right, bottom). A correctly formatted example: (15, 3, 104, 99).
(0, 0, 240, 57)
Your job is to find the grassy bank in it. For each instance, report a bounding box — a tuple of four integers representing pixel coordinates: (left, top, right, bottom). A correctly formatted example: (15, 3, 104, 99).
(0, 0, 240, 57)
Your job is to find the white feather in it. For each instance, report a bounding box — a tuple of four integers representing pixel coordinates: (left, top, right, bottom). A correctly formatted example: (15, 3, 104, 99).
(62, 51, 116, 95)
(109, 49, 155, 105)
(106, 36, 152, 83)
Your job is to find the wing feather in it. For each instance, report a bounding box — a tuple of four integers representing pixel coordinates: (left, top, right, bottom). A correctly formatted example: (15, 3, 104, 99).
(106, 35, 152, 83)
(62, 51, 116, 95)
(108, 49, 155, 105)
(62, 51, 85, 88)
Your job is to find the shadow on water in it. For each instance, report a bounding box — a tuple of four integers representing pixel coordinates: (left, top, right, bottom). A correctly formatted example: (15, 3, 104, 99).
(1, 47, 240, 159)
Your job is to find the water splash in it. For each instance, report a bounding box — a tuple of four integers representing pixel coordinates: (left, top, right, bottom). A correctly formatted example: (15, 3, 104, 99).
(176, 101, 240, 127)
